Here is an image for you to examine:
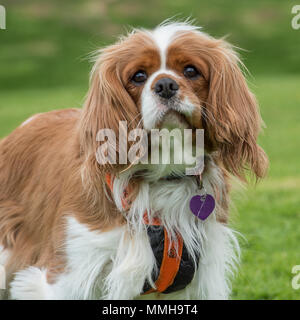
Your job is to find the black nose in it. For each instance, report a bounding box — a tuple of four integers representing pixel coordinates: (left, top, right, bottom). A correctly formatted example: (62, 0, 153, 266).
(154, 77, 179, 99)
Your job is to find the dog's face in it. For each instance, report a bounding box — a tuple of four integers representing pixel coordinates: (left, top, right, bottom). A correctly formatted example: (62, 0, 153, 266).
(81, 22, 268, 180)
(123, 27, 209, 132)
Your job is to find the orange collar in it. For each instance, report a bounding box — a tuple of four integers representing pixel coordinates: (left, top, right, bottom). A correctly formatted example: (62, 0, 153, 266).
(105, 173, 184, 294)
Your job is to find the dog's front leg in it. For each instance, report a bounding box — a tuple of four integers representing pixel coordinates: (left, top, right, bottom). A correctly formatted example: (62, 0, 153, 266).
(104, 231, 155, 300)
(9, 267, 55, 300)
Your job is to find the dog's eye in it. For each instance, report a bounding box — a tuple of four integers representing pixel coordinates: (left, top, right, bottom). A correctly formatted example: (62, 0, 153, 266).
(183, 65, 201, 79)
(131, 70, 148, 85)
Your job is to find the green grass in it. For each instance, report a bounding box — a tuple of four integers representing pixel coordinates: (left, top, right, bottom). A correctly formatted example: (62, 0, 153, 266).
(231, 75, 300, 299)
(1, 0, 300, 91)
(0, 0, 299, 300)
(0, 86, 87, 136)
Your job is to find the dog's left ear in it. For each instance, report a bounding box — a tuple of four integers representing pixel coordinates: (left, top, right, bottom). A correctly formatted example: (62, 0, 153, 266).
(204, 39, 268, 180)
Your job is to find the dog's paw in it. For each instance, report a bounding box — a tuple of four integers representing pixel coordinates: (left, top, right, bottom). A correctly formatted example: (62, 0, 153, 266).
(10, 267, 52, 300)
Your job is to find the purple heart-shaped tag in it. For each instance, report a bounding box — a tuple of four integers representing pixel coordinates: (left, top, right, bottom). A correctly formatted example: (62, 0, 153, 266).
(189, 194, 215, 220)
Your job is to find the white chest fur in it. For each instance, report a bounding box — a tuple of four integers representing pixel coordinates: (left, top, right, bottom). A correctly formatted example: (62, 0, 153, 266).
(9, 165, 239, 300)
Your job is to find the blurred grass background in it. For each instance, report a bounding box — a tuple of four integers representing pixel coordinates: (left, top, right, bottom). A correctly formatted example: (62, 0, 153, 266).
(0, 0, 300, 299)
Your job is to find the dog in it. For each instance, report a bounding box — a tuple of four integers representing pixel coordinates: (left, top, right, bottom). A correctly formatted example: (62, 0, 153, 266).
(0, 21, 268, 300)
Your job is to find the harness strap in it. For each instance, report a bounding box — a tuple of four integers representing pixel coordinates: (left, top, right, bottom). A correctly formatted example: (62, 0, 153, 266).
(143, 226, 183, 294)
(105, 173, 183, 294)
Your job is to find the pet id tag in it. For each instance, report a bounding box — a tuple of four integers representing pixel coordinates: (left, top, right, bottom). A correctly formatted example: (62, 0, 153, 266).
(189, 178, 215, 220)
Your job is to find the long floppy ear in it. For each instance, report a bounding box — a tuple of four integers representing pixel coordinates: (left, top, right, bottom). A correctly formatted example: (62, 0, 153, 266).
(204, 39, 268, 180)
(79, 44, 139, 175)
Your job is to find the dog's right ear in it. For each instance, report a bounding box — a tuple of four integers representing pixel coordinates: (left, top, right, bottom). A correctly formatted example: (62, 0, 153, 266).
(79, 45, 139, 175)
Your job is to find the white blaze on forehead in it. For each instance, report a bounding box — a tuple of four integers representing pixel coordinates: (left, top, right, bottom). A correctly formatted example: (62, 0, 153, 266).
(149, 22, 201, 68)
(141, 22, 201, 130)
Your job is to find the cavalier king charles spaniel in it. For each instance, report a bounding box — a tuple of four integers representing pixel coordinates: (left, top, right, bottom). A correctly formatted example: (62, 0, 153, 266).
(0, 21, 268, 300)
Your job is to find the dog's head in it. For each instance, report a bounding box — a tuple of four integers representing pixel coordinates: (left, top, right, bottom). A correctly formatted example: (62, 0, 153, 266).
(80, 22, 268, 181)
